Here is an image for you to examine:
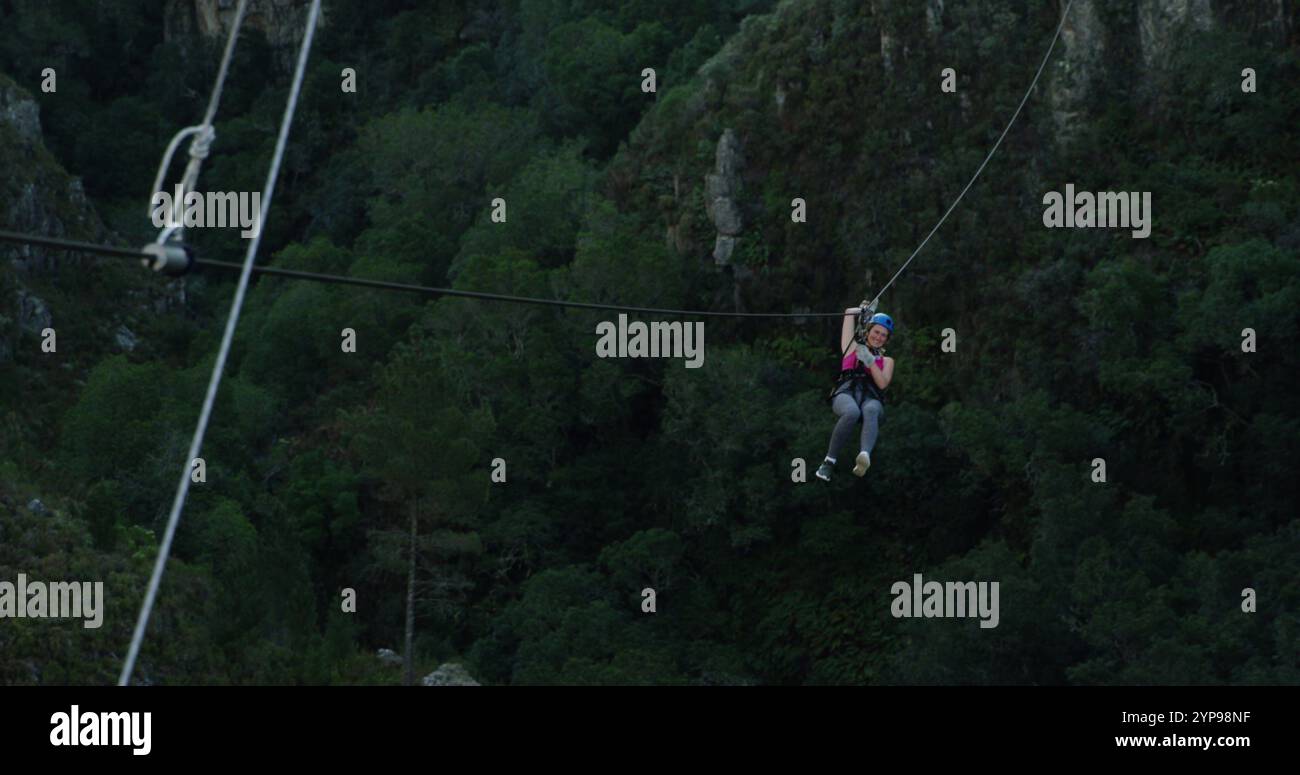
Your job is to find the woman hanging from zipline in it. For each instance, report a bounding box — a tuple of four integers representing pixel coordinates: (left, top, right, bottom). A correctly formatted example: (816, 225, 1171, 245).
(816, 302, 895, 482)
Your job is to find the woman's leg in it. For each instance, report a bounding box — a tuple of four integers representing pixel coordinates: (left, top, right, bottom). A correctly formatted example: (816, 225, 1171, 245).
(826, 393, 862, 461)
(860, 399, 884, 454)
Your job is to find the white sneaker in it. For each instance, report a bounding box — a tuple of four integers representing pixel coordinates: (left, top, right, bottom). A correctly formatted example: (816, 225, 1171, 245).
(852, 450, 871, 477)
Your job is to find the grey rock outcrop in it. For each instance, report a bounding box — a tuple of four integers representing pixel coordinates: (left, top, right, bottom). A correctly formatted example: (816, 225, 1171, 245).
(16, 289, 52, 335)
(925, 0, 945, 37)
(1048, 0, 1229, 142)
(0, 73, 171, 364)
(870, 0, 910, 72)
(0, 76, 107, 276)
(1050, 0, 1106, 139)
(0, 83, 41, 146)
(114, 325, 139, 352)
(1045, 0, 1299, 145)
(704, 129, 745, 266)
(165, 0, 325, 63)
(421, 663, 480, 686)
(1138, 0, 1215, 68)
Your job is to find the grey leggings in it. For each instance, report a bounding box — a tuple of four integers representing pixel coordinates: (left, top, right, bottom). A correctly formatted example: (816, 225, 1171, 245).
(826, 392, 883, 461)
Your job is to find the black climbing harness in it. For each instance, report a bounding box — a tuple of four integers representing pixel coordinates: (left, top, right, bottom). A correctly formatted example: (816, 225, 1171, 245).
(830, 348, 887, 406)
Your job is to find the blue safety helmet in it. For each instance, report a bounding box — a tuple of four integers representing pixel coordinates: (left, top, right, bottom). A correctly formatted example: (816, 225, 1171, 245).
(866, 312, 894, 335)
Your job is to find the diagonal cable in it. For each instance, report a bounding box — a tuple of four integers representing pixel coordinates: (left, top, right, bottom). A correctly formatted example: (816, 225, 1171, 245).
(866, 0, 1075, 308)
(118, 0, 323, 687)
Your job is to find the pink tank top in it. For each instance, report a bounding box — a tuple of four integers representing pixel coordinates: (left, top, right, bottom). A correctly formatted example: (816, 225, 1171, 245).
(842, 350, 884, 372)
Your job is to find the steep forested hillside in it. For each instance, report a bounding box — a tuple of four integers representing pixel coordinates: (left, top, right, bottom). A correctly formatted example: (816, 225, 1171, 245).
(1, 0, 1296, 685)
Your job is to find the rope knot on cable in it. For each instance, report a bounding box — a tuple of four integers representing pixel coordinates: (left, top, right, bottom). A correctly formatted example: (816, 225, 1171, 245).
(188, 126, 216, 161)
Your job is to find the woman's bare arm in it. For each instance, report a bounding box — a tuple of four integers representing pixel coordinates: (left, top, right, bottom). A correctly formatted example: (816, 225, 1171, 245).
(840, 307, 861, 354)
(869, 356, 894, 390)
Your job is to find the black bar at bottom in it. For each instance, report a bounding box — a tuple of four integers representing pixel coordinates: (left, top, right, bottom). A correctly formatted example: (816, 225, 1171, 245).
(2, 685, 1287, 763)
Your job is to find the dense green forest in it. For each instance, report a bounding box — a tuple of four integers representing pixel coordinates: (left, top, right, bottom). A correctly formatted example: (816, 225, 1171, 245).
(1, 0, 1297, 685)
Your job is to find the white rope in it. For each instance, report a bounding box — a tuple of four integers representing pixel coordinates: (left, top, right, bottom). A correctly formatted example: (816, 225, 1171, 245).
(867, 0, 1075, 308)
(119, 0, 323, 687)
(147, 0, 250, 237)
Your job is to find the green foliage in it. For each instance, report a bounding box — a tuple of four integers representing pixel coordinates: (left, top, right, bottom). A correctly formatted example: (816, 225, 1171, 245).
(599, 528, 684, 591)
(357, 101, 547, 279)
(3, 0, 1297, 687)
(452, 142, 598, 274)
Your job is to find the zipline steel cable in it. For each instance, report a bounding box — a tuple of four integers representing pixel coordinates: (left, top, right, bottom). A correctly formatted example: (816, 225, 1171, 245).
(0, 229, 849, 317)
(829, 0, 1074, 358)
(117, 0, 324, 687)
(864, 0, 1075, 310)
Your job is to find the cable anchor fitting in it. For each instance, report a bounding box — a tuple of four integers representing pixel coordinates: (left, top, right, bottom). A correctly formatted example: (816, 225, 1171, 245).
(141, 242, 195, 276)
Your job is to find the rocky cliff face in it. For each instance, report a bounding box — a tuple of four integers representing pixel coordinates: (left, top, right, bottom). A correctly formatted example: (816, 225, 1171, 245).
(1049, 0, 1296, 134)
(0, 75, 107, 277)
(605, 0, 1295, 316)
(0, 82, 41, 146)
(1049, 0, 1107, 139)
(1138, 0, 1215, 67)
(0, 75, 112, 359)
(0, 75, 167, 363)
(164, 0, 324, 57)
